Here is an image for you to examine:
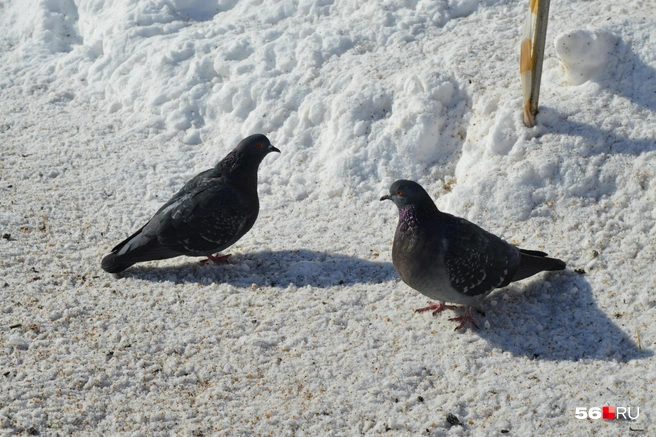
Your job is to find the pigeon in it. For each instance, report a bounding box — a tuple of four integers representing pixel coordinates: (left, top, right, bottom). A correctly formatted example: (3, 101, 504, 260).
(101, 134, 280, 273)
(381, 179, 566, 329)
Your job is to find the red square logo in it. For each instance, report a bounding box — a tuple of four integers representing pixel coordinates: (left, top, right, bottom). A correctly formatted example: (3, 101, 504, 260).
(602, 406, 615, 420)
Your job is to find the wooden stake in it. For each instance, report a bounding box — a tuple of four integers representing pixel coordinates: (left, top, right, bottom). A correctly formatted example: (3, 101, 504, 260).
(520, 0, 551, 127)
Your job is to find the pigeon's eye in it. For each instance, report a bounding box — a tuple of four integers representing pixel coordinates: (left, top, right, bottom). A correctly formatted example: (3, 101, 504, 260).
(396, 190, 403, 196)
(256, 143, 262, 148)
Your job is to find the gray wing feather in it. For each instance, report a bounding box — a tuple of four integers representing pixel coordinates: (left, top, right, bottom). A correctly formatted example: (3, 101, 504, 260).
(154, 179, 257, 254)
(443, 216, 519, 297)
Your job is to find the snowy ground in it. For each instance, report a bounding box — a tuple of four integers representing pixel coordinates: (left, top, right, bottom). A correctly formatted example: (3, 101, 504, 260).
(1, 0, 655, 435)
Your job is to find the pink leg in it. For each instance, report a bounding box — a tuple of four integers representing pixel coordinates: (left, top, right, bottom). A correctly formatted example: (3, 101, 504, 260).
(449, 306, 479, 330)
(201, 253, 231, 265)
(415, 301, 458, 316)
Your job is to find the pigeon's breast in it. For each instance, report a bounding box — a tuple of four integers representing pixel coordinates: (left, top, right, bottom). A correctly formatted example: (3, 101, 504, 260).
(392, 228, 483, 306)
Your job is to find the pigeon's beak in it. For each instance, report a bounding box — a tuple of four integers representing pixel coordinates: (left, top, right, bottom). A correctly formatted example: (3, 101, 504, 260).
(268, 144, 281, 153)
(380, 194, 391, 201)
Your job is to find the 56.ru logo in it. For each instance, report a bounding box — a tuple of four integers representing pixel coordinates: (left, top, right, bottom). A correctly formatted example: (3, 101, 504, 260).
(575, 406, 639, 420)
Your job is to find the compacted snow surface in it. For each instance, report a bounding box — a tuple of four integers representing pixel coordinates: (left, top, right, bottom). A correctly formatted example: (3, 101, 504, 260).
(1, 0, 655, 435)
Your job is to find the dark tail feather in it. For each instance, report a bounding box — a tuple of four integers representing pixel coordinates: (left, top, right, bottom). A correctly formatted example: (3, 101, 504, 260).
(519, 248, 548, 257)
(101, 252, 137, 274)
(511, 250, 566, 282)
(101, 226, 181, 273)
(101, 227, 145, 273)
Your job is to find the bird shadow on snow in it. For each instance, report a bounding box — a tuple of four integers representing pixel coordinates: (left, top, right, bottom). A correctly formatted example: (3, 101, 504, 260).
(473, 272, 652, 362)
(122, 249, 397, 288)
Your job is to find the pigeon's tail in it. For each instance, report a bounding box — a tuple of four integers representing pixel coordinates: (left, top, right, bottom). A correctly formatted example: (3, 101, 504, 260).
(101, 227, 177, 273)
(510, 249, 566, 282)
(101, 252, 137, 274)
(101, 227, 145, 273)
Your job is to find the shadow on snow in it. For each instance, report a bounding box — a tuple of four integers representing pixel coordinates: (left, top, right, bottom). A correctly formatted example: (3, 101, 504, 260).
(538, 37, 656, 156)
(120, 254, 649, 362)
(470, 271, 651, 362)
(122, 249, 396, 288)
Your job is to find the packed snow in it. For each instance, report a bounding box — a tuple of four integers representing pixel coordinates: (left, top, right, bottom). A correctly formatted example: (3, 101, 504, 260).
(1, 0, 654, 435)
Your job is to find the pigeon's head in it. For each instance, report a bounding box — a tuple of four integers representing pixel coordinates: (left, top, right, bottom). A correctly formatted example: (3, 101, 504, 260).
(219, 134, 280, 176)
(235, 134, 280, 158)
(380, 180, 433, 209)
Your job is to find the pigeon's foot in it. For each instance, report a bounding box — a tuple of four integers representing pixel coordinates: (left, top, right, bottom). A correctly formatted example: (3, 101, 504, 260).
(449, 306, 479, 330)
(416, 301, 458, 316)
(201, 254, 231, 265)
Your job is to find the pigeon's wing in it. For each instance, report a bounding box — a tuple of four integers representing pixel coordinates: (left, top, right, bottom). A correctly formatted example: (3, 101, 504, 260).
(154, 178, 257, 254)
(151, 169, 215, 216)
(442, 216, 519, 297)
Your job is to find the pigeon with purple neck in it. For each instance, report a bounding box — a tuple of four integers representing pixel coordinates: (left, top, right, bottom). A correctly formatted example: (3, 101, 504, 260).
(381, 179, 566, 329)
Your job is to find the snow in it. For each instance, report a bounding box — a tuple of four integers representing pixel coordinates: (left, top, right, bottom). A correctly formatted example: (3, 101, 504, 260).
(1, 0, 655, 435)
(554, 29, 616, 86)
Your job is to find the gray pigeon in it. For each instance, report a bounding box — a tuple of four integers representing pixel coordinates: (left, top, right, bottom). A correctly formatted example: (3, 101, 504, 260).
(381, 179, 566, 329)
(101, 134, 280, 273)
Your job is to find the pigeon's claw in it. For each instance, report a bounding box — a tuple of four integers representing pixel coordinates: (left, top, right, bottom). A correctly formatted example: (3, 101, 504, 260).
(201, 253, 231, 265)
(449, 306, 479, 330)
(415, 301, 458, 316)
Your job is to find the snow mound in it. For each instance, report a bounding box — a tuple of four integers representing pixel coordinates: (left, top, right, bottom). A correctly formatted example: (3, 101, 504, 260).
(554, 29, 616, 85)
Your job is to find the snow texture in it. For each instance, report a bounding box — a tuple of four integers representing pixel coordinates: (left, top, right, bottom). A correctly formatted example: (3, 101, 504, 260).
(1, 0, 655, 435)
